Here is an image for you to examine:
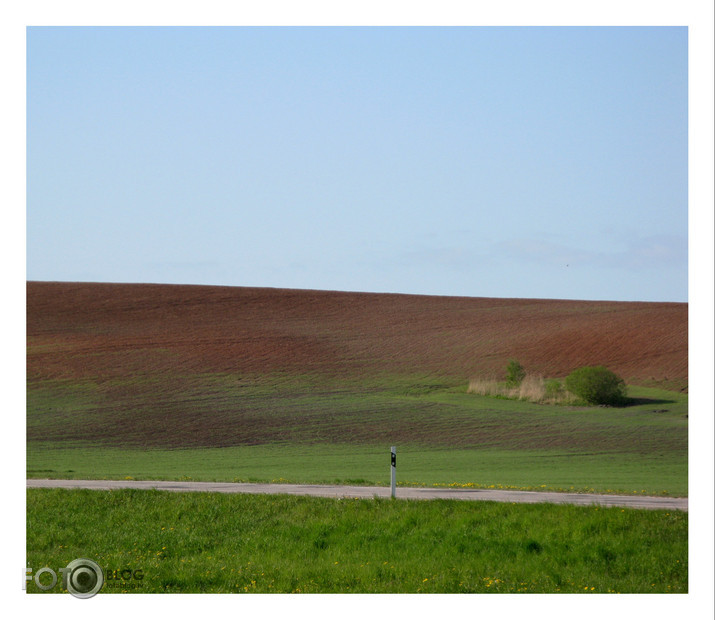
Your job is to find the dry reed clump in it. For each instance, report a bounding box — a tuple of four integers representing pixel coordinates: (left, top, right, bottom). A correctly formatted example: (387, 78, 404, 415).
(466, 376, 502, 397)
(467, 374, 578, 405)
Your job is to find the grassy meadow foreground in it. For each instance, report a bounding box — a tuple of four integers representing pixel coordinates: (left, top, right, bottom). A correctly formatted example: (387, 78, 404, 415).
(27, 488, 687, 594)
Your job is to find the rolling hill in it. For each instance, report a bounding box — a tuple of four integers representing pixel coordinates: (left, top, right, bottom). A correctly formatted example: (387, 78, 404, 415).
(27, 281, 687, 389)
(26, 281, 688, 495)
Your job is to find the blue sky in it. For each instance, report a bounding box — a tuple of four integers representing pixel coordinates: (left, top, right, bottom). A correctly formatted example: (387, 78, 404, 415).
(27, 26, 689, 301)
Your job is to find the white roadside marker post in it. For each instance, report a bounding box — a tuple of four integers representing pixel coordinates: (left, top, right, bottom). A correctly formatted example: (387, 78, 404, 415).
(390, 446, 396, 499)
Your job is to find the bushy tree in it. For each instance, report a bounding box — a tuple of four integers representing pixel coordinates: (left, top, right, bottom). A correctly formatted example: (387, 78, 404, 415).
(505, 359, 526, 387)
(565, 366, 627, 405)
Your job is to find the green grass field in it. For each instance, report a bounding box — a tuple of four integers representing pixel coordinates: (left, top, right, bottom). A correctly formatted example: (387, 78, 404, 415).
(27, 377, 688, 497)
(26, 488, 687, 594)
(26, 444, 687, 497)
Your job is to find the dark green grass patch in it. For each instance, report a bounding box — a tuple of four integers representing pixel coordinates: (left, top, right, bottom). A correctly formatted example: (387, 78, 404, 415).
(26, 488, 687, 594)
(26, 374, 688, 451)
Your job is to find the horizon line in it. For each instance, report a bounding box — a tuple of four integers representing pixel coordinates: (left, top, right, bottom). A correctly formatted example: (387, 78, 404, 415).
(25, 279, 688, 305)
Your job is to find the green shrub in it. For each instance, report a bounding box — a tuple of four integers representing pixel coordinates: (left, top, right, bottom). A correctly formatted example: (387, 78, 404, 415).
(544, 378, 564, 400)
(564, 366, 627, 406)
(505, 359, 526, 387)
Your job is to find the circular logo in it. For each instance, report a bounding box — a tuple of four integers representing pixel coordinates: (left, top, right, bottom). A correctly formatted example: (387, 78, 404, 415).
(65, 558, 104, 599)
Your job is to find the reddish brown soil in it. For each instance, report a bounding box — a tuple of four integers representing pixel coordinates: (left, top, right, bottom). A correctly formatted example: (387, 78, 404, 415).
(27, 281, 687, 390)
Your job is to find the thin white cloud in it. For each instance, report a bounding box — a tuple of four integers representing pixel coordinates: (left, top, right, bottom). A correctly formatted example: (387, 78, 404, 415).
(496, 235, 687, 272)
(597, 235, 688, 271)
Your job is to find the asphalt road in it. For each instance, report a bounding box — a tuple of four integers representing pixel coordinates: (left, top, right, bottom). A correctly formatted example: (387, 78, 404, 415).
(26, 479, 687, 511)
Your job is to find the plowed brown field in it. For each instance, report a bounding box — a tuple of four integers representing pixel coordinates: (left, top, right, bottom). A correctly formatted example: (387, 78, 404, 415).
(27, 281, 687, 389)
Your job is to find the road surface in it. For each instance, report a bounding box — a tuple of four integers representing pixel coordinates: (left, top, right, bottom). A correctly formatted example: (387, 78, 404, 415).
(26, 479, 687, 511)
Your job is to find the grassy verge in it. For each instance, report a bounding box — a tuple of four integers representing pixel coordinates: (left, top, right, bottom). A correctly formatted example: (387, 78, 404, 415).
(26, 444, 687, 497)
(26, 488, 687, 594)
